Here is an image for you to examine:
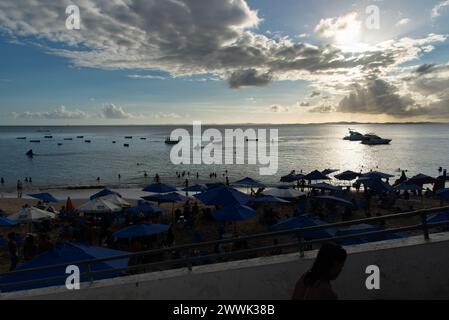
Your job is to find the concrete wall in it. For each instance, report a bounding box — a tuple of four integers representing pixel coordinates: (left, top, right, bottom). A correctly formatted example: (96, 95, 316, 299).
(2, 232, 449, 300)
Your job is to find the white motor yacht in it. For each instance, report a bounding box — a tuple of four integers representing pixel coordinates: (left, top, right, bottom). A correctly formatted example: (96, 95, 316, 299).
(361, 133, 392, 145)
(343, 129, 365, 141)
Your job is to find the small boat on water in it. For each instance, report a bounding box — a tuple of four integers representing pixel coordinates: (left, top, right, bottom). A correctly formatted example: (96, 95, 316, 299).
(44, 135, 53, 139)
(26, 149, 34, 157)
(112, 141, 117, 144)
(30, 140, 40, 143)
(140, 137, 147, 140)
(343, 129, 365, 141)
(58, 143, 63, 146)
(16, 137, 27, 140)
(165, 137, 180, 145)
(124, 144, 130, 147)
(125, 136, 133, 139)
(361, 133, 392, 145)
(77, 136, 84, 139)
(64, 138, 73, 141)
(85, 140, 91, 143)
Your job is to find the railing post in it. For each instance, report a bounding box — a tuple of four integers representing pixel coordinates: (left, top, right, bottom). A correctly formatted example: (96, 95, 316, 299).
(187, 249, 193, 271)
(421, 213, 430, 241)
(86, 262, 94, 283)
(298, 235, 304, 258)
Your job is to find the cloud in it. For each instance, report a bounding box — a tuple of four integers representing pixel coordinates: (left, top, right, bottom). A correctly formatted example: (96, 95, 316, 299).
(309, 90, 321, 98)
(299, 101, 310, 107)
(396, 18, 411, 27)
(0, 0, 447, 101)
(338, 79, 419, 117)
(432, 0, 449, 17)
(269, 105, 289, 113)
(101, 104, 133, 119)
(128, 74, 166, 80)
(228, 69, 272, 89)
(12, 106, 89, 119)
(153, 112, 182, 119)
(314, 12, 361, 42)
(308, 105, 335, 113)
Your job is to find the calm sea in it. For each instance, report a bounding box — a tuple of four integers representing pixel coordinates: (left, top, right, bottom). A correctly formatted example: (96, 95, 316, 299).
(0, 124, 448, 189)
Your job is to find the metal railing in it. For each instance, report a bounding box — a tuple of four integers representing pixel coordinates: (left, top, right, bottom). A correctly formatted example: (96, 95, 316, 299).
(1, 206, 449, 293)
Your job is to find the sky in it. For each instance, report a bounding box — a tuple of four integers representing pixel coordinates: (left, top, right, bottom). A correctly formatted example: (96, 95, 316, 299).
(0, 0, 449, 125)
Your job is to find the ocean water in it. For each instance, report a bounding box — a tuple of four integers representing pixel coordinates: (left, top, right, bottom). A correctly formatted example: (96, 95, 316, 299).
(0, 124, 448, 189)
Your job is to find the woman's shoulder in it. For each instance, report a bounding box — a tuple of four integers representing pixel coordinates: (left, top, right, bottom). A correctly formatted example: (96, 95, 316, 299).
(292, 275, 337, 300)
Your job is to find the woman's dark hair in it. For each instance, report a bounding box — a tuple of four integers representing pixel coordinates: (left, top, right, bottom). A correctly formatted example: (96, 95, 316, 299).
(303, 242, 347, 286)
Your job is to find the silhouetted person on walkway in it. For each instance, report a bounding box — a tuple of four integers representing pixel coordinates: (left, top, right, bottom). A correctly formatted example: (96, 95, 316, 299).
(292, 243, 347, 300)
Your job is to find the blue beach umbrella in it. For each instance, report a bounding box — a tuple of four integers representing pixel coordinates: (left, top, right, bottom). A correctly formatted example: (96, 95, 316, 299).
(0, 243, 129, 292)
(321, 169, 339, 175)
(126, 203, 164, 215)
(361, 171, 394, 179)
(143, 192, 189, 203)
(250, 195, 290, 204)
(307, 183, 342, 192)
(0, 216, 18, 227)
(357, 177, 392, 193)
(234, 177, 265, 188)
(304, 170, 330, 181)
(205, 182, 226, 190)
(314, 195, 353, 207)
(142, 183, 177, 193)
(113, 223, 170, 238)
(408, 174, 437, 185)
(280, 173, 305, 183)
(334, 170, 360, 181)
(212, 204, 256, 221)
(392, 183, 423, 191)
(28, 193, 59, 203)
(90, 188, 122, 200)
(271, 214, 337, 240)
(182, 184, 208, 193)
(195, 186, 251, 206)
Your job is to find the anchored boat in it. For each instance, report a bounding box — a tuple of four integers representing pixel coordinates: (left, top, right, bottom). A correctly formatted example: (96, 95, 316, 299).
(361, 133, 392, 145)
(165, 137, 180, 145)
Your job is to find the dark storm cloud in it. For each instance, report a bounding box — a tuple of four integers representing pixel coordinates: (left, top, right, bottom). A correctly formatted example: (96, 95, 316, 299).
(338, 79, 419, 117)
(228, 69, 272, 89)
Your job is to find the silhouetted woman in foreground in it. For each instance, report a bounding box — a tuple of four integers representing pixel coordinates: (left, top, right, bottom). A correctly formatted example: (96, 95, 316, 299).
(292, 242, 347, 300)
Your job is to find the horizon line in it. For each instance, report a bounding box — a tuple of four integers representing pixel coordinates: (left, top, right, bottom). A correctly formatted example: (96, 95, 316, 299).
(0, 121, 448, 127)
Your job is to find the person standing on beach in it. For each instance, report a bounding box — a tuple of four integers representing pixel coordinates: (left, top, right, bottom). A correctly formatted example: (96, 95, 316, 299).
(8, 232, 19, 271)
(16, 180, 23, 198)
(292, 243, 347, 300)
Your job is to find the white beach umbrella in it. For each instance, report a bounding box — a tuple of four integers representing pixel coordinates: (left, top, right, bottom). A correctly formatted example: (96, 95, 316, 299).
(76, 198, 122, 213)
(100, 194, 131, 208)
(8, 206, 56, 223)
(262, 188, 306, 199)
